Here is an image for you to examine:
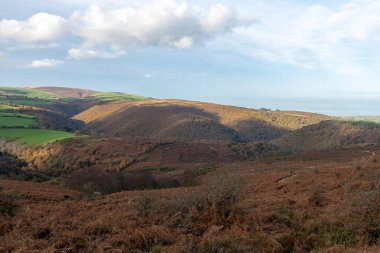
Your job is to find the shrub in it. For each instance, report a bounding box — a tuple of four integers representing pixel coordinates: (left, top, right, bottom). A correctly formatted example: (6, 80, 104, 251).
(309, 184, 326, 207)
(206, 174, 244, 221)
(65, 169, 122, 195)
(0, 193, 19, 216)
(87, 225, 113, 236)
(344, 169, 380, 245)
(198, 237, 253, 253)
(268, 208, 357, 251)
(129, 226, 174, 252)
(33, 227, 51, 240)
(122, 171, 158, 190)
(134, 192, 156, 217)
(162, 174, 245, 233)
(65, 168, 197, 195)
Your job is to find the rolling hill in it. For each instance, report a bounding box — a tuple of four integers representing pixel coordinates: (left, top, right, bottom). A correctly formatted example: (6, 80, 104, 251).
(74, 99, 330, 142)
(33, 87, 97, 98)
(3, 86, 380, 252)
(274, 120, 380, 152)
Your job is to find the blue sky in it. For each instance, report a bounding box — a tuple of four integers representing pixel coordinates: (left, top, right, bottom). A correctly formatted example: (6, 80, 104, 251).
(1, 0, 380, 115)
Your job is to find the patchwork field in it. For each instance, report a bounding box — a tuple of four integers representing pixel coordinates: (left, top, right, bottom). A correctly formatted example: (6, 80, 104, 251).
(0, 87, 61, 100)
(86, 92, 148, 102)
(0, 129, 76, 145)
(0, 113, 37, 127)
(0, 104, 18, 110)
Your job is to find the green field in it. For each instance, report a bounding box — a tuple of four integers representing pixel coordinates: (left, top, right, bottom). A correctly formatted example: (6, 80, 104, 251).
(0, 87, 61, 100)
(87, 92, 147, 102)
(0, 129, 76, 145)
(0, 87, 62, 106)
(0, 104, 18, 110)
(0, 113, 37, 127)
(0, 96, 54, 106)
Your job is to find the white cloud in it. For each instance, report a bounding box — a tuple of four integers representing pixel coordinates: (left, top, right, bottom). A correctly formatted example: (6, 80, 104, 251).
(68, 48, 125, 59)
(0, 13, 67, 46)
(202, 4, 235, 34)
(24, 59, 64, 68)
(67, 1, 247, 59)
(172, 36, 193, 49)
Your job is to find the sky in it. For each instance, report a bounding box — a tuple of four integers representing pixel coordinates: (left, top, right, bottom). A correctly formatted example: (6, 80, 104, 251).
(1, 0, 380, 116)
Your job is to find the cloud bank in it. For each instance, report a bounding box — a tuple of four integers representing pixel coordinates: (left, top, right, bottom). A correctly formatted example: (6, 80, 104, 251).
(0, 1, 245, 60)
(1, 0, 380, 76)
(67, 1, 242, 58)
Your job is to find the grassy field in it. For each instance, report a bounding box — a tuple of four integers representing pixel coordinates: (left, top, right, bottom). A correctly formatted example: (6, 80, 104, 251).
(0, 113, 37, 127)
(0, 129, 77, 145)
(87, 92, 147, 102)
(0, 87, 61, 100)
(0, 97, 53, 106)
(0, 104, 18, 110)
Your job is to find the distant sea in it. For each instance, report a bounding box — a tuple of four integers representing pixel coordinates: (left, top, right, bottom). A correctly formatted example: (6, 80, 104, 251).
(215, 98, 380, 117)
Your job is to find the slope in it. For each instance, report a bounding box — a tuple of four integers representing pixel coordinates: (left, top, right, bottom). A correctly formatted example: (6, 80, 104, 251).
(73, 99, 330, 142)
(33, 87, 97, 98)
(274, 120, 380, 152)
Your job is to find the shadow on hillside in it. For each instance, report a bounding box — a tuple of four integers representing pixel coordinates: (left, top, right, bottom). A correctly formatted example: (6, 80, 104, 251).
(82, 104, 292, 142)
(233, 118, 291, 141)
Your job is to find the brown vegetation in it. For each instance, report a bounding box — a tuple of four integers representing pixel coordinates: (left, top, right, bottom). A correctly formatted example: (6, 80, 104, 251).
(274, 120, 380, 152)
(2, 147, 380, 252)
(73, 100, 330, 142)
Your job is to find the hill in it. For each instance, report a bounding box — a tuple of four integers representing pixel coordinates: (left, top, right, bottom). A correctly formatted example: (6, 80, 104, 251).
(74, 99, 330, 142)
(33, 87, 97, 98)
(274, 120, 380, 152)
(3, 86, 380, 252)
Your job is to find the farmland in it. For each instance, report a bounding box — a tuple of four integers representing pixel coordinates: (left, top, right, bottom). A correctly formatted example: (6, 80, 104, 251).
(0, 113, 37, 127)
(86, 92, 148, 102)
(0, 104, 18, 110)
(0, 87, 61, 100)
(0, 129, 76, 145)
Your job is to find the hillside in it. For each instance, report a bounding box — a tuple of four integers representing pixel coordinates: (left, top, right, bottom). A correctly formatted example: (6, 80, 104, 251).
(33, 87, 97, 98)
(2, 146, 380, 252)
(74, 99, 330, 142)
(274, 120, 380, 152)
(3, 86, 380, 252)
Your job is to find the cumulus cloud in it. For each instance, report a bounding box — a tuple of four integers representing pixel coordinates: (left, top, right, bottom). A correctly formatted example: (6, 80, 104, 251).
(0, 13, 67, 46)
(67, 1, 246, 59)
(24, 59, 64, 68)
(202, 4, 236, 34)
(0, 1, 249, 59)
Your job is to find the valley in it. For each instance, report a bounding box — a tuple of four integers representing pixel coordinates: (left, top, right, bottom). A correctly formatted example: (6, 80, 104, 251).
(1, 86, 380, 252)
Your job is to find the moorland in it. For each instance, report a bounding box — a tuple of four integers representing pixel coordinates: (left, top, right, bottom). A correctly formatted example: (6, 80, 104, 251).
(1, 86, 380, 252)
